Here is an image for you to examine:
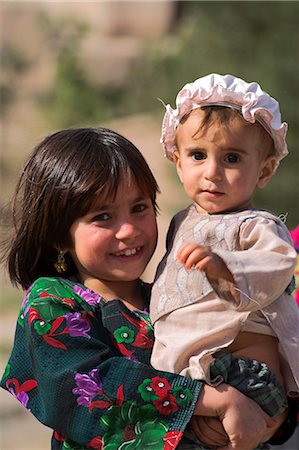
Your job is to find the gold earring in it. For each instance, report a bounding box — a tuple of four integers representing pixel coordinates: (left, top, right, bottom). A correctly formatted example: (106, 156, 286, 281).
(54, 251, 68, 274)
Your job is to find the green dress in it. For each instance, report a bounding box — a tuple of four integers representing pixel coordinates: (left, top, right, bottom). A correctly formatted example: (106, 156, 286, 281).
(1, 277, 202, 449)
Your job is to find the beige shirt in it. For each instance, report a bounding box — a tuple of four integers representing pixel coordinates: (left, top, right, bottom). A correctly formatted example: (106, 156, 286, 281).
(150, 206, 299, 396)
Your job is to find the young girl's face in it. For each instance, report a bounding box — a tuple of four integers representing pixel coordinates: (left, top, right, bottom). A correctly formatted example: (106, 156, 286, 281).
(66, 180, 158, 295)
(175, 109, 276, 214)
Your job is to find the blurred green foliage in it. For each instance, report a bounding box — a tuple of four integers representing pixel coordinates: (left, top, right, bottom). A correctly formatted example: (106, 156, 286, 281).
(41, 47, 124, 125)
(38, 11, 126, 125)
(39, 1, 298, 226)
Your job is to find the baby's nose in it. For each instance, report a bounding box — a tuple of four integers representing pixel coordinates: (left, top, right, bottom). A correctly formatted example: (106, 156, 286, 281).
(205, 159, 221, 180)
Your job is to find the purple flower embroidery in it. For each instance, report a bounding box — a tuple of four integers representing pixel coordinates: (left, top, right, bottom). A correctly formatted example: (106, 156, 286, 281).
(9, 387, 29, 408)
(74, 285, 101, 306)
(6, 378, 37, 411)
(65, 312, 91, 338)
(73, 369, 102, 406)
(125, 354, 138, 362)
(21, 289, 32, 318)
(21, 291, 29, 308)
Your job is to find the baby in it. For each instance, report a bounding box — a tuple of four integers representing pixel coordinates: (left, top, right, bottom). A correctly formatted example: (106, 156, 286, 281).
(150, 74, 299, 442)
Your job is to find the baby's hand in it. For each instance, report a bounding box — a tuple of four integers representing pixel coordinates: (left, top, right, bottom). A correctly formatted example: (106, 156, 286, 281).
(177, 242, 233, 283)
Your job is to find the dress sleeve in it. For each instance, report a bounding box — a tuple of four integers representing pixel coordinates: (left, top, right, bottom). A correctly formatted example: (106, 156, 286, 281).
(1, 281, 202, 449)
(215, 216, 297, 311)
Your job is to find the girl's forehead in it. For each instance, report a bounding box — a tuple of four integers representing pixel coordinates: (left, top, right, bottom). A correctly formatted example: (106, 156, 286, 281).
(91, 179, 143, 207)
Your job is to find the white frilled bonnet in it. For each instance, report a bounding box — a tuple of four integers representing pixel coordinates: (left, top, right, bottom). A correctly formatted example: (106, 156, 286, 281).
(161, 73, 288, 164)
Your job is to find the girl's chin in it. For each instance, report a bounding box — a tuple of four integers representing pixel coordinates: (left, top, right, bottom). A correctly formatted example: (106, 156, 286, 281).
(110, 267, 147, 281)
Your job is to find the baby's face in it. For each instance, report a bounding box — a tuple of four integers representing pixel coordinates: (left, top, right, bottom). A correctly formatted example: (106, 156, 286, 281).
(174, 109, 276, 214)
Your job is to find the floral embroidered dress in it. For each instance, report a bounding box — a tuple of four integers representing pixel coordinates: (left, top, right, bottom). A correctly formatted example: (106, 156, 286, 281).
(1, 277, 202, 450)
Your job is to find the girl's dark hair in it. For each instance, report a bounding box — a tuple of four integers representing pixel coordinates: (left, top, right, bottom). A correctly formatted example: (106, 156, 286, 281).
(6, 127, 159, 289)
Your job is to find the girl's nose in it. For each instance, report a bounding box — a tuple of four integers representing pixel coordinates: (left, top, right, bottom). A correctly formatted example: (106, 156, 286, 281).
(115, 221, 140, 240)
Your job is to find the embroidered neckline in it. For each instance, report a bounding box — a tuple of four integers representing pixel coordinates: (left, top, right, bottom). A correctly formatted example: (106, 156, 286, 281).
(62, 277, 151, 314)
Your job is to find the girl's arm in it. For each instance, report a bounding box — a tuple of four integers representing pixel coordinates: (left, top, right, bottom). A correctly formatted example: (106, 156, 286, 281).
(0, 278, 280, 450)
(193, 383, 276, 450)
(192, 393, 298, 450)
(1, 282, 202, 448)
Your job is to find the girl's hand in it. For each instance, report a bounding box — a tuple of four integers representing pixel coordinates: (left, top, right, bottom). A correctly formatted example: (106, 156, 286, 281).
(194, 383, 276, 449)
(177, 242, 234, 283)
(191, 415, 229, 447)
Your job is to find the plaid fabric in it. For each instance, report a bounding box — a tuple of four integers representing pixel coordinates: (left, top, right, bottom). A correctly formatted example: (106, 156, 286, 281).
(178, 430, 214, 449)
(210, 351, 288, 417)
(178, 431, 272, 449)
(178, 441, 271, 450)
(177, 436, 211, 449)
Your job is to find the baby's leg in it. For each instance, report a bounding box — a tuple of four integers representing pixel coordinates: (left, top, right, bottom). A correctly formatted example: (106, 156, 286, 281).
(210, 352, 288, 418)
(209, 352, 289, 443)
(260, 409, 288, 443)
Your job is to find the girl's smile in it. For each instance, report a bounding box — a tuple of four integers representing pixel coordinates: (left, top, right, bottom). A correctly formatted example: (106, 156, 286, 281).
(113, 247, 141, 257)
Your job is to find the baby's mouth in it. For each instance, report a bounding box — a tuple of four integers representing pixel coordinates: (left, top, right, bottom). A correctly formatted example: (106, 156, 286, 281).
(203, 190, 224, 196)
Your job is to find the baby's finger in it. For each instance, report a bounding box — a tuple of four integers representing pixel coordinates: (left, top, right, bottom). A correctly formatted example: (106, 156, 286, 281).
(177, 242, 201, 263)
(182, 247, 209, 269)
(195, 255, 213, 271)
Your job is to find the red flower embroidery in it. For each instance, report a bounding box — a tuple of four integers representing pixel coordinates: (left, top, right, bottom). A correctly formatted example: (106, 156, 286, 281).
(88, 436, 103, 449)
(121, 311, 154, 348)
(163, 431, 183, 450)
(6, 377, 38, 408)
(150, 377, 171, 396)
(153, 393, 179, 415)
(53, 431, 65, 442)
(122, 423, 136, 440)
(28, 308, 41, 325)
(40, 291, 75, 308)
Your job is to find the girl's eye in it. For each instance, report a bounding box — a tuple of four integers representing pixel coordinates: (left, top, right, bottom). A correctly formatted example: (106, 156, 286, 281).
(92, 213, 110, 222)
(133, 203, 147, 213)
(225, 154, 240, 163)
(191, 152, 206, 161)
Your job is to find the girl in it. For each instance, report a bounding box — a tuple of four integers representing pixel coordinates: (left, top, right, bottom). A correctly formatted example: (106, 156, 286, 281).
(1, 127, 274, 450)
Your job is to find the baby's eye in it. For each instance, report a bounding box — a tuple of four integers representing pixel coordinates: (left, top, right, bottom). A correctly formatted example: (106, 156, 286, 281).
(191, 152, 206, 161)
(225, 154, 240, 163)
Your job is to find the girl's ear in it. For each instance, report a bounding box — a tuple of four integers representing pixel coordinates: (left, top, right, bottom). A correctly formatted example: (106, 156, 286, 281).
(173, 150, 184, 184)
(257, 156, 277, 189)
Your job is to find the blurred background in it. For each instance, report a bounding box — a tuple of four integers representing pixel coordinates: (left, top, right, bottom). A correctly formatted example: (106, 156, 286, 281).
(0, 1, 298, 449)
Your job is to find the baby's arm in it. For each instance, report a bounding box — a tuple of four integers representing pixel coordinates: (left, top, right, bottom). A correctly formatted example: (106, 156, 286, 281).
(215, 216, 297, 310)
(177, 215, 297, 310)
